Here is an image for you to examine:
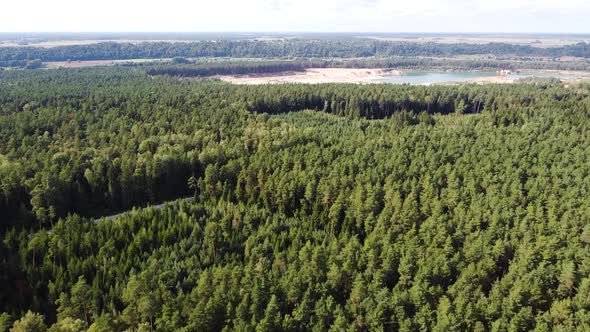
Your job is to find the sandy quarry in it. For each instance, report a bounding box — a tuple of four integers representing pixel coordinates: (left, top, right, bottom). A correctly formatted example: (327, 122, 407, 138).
(218, 68, 590, 85)
(218, 68, 403, 84)
(219, 68, 511, 85)
(466, 76, 518, 84)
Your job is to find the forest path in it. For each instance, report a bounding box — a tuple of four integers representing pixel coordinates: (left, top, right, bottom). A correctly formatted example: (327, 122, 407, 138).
(92, 196, 196, 223)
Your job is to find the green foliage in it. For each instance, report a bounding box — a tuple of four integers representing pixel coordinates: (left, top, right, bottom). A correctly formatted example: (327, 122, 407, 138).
(56, 277, 93, 325)
(10, 311, 46, 332)
(146, 61, 308, 77)
(48, 317, 85, 332)
(86, 314, 121, 332)
(0, 40, 589, 64)
(1, 67, 590, 331)
(0, 314, 12, 332)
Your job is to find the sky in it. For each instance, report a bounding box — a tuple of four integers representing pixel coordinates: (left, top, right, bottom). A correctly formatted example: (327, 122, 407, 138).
(1, 0, 589, 33)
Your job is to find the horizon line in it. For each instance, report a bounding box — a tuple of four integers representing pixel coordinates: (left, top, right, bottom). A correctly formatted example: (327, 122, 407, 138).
(1, 31, 590, 35)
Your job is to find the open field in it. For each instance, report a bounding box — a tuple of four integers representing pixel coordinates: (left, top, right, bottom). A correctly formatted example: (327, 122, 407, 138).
(43, 58, 168, 68)
(0, 39, 196, 48)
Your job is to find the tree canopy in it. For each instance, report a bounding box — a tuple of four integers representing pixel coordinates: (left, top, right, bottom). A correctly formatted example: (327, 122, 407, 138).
(1, 67, 590, 331)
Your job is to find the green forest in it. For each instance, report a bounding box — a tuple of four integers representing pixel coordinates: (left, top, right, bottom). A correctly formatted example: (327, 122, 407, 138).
(143, 58, 590, 78)
(1, 40, 590, 67)
(1, 67, 590, 331)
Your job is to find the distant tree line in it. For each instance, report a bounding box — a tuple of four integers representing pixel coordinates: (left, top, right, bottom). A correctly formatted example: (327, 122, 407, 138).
(1, 40, 590, 64)
(144, 58, 590, 79)
(334, 57, 590, 71)
(0, 59, 42, 69)
(146, 61, 309, 77)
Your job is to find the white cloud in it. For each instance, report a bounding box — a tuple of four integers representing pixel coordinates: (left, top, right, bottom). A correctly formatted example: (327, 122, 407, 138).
(0, 0, 588, 32)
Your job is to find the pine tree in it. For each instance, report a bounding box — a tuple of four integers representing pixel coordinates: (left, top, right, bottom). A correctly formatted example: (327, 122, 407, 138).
(256, 295, 282, 332)
(10, 311, 46, 332)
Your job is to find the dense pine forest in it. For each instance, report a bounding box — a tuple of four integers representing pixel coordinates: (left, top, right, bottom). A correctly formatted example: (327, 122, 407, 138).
(1, 67, 590, 331)
(144, 61, 309, 78)
(143, 58, 590, 78)
(1, 40, 590, 68)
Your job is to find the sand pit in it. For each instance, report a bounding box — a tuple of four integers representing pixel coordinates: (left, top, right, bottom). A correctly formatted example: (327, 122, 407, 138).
(218, 68, 402, 84)
(218, 68, 590, 85)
